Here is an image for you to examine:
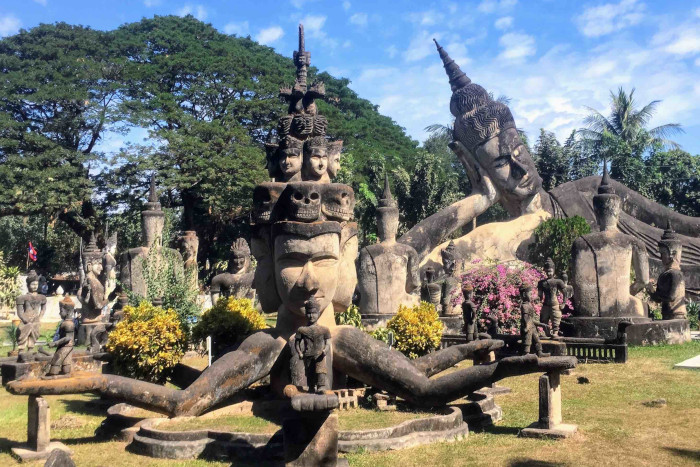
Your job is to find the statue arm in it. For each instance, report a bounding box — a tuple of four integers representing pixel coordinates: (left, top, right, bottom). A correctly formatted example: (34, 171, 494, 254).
(39, 297, 47, 318)
(406, 250, 421, 293)
(630, 239, 650, 296)
(16, 298, 26, 323)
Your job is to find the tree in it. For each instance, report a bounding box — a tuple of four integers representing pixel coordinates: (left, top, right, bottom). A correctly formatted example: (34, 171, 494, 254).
(533, 129, 569, 191)
(0, 23, 126, 242)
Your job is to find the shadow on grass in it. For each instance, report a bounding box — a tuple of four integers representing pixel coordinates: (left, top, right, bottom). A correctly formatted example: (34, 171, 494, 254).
(484, 424, 521, 436)
(60, 398, 111, 416)
(0, 437, 18, 455)
(663, 447, 700, 462)
(508, 459, 565, 467)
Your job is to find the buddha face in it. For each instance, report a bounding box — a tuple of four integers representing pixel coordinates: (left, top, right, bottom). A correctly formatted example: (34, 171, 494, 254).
(229, 252, 248, 274)
(377, 208, 399, 242)
(327, 151, 341, 178)
(659, 244, 681, 268)
(475, 127, 541, 211)
(443, 257, 456, 276)
(280, 147, 302, 179)
(274, 232, 340, 317)
(27, 279, 38, 293)
(59, 304, 73, 320)
(593, 194, 621, 231)
(305, 146, 328, 179)
(90, 261, 103, 276)
(545, 265, 555, 279)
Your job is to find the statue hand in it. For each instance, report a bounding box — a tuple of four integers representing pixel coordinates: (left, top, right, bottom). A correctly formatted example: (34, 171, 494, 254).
(449, 140, 498, 204)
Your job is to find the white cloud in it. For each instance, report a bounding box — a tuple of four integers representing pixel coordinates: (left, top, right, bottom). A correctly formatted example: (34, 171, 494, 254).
(343, 40, 352, 48)
(349, 13, 368, 27)
(403, 30, 442, 62)
(498, 32, 536, 60)
(651, 22, 700, 56)
(0, 14, 20, 37)
(407, 10, 444, 26)
(300, 14, 326, 35)
(33, 0, 48, 6)
(342, 1, 351, 11)
(256, 26, 284, 45)
(477, 0, 517, 14)
(177, 4, 208, 20)
(224, 21, 249, 36)
(575, 0, 645, 38)
(386, 45, 398, 58)
(494, 16, 513, 30)
(143, 0, 161, 7)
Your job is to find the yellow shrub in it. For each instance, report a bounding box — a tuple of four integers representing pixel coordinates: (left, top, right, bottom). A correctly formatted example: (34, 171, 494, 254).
(191, 297, 267, 358)
(106, 301, 186, 383)
(387, 302, 444, 359)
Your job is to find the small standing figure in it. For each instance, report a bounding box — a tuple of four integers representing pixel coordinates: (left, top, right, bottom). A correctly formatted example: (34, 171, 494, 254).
(461, 285, 478, 342)
(440, 241, 461, 315)
(520, 284, 550, 357)
(421, 267, 442, 312)
(648, 222, 687, 320)
(89, 292, 127, 353)
(46, 296, 75, 377)
(537, 258, 566, 337)
(293, 298, 331, 394)
(15, 271, 47, 354)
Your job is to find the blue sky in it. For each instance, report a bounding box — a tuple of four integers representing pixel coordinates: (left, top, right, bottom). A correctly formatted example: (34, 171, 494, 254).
(1, 0, 699, 155)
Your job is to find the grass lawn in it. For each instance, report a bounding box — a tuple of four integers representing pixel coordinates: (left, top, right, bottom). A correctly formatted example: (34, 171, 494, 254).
(0, 342, 698, 466)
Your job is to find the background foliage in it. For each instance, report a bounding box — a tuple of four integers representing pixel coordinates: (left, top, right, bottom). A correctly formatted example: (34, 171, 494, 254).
(528, 216, 592, 276)
(387, 302, 443, 359)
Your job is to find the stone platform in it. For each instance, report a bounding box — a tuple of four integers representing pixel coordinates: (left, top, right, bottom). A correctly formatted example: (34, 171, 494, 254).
(1, 351, 106, 385)
(564, 317, 690, 345)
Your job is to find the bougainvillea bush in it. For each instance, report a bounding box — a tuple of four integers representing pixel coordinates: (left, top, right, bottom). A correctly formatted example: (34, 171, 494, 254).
(451, 260, 552, 334)
(387, 302, 444, 359)
(106, 301, 187, 383)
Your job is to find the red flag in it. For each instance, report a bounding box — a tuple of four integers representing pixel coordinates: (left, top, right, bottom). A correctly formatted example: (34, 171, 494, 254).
(28, 242, 37, 262)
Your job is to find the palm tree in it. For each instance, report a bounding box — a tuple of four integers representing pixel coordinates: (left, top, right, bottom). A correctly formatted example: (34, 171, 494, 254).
(577, 87, 684, 159)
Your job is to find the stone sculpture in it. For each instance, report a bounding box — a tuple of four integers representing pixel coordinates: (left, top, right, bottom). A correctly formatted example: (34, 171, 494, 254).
(46, 296, 75, 377)
(178, 230, 200, 294)
(89, 293, 127, 353)
(358, 175, 420, 316)
(421, 267, 442, 312)
(439, 240, 461, 315)
(102, 230, 118, 301)
(537, 258, 566, 336)
(78, 234, 108, 323)
(210, 238, 255, 305)
(402, 40, 700, 300)
(519, 284, 549, 357)
(8, 25, 577, 418)
(291, 298, 331, 393)
(15, 271, 47, 354)
(119, 176, 184, 298)
(461, 285, 478, 342)
(570, 166, 649, 319)
(648, 222, 687, 320)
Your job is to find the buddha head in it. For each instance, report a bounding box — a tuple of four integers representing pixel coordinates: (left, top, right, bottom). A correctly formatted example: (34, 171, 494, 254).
(142, 176, 165, 248)
(279, 136, 304, 181)
(435, 40, 542, 214)
(425, 266, 436, 283)
(462, 283, 474, 301)
(545, 257, 555, 279)
(658, 221, 682, 269)
(592, 164, 621, 232)
(229, 238, 251, 274)
(59, 295, 75, 320)
(441, 240, 458, 276)
(26, 271, 39, 294)
(82, 234, 104, 277)
(303, 136, 328, 181)
(376, 174, 399, 242)
(326, 141, 343, 179)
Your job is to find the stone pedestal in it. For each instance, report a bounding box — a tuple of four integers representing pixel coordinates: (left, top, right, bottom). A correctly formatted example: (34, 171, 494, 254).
(11, 396, 72, 462)
(520, 372, 577, 439)
(283, 411, 347, 466)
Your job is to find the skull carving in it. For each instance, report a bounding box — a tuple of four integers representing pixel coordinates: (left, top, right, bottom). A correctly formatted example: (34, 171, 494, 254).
(252, 182, 285, 224)
(291, 114, 313, 136)
(322, 184, 355, 222)
(280, 182, 322, 222)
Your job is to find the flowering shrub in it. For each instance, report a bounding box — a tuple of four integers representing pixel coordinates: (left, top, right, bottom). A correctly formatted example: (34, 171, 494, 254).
(387, 302, 443, 359)
(191, 297, 267, 358)
(453, 260, 550, 334)
(106, 301, 186, 383)
(335, 304, 364, 329)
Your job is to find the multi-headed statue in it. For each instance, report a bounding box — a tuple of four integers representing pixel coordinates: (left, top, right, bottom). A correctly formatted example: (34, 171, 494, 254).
(15, 271, 47, 353)
(648, 222, 687, 320)
(210, 238, 255, 305)
(537, 258, 567, 336)
(358, 174, 420, 316)
(8, 26, 576, 418)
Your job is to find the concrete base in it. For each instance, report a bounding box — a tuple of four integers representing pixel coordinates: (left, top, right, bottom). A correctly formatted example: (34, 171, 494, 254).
(564, 316, 690, 345)
(564, 316, 650, 341)
(674, 354, 700, 370)
(11, 442, 72, 462)
(520, 422, 578, 439)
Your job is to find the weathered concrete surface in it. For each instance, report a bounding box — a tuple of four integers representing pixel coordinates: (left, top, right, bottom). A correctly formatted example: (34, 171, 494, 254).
(674, 354, 700, 370)
(284, 412, 339, 467)
(624, 319, 690, 346)
(2, 353, 104, 386)
(11, 396, 73, 463)
(520, 372, 577, 439)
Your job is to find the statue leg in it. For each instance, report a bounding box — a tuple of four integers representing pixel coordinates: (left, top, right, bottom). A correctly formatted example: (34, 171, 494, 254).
(551, 305, 562, 336)
(8, 329, 287, 417)
(61, 348, 73, 375)
(332, 327, 575, 407)
(16, 325, 30, 351)
(540, 306, 552, 337)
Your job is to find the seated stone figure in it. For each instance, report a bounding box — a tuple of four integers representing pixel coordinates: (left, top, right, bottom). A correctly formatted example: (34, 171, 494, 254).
(537, 258, 566, 336)
(7, 27, 576, 417)
(358, 175, 420, 316)
(648, 222, 687, 320)
(46, 296, 75, 377)
(291, 298, 331, 393)
(15, 271, 47, 353)
(210, 238, 255, 305)
(570, 166, 649, 319)
(403, 41, 700, 299)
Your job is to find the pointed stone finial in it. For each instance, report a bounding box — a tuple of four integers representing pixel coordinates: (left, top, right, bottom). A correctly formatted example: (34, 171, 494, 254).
(379, 172, 397, 208)
(149, 176, 158, 203)
(598, 161, 615, 194)
(660, 219, 680, 243)
(434, 39, 471, 92)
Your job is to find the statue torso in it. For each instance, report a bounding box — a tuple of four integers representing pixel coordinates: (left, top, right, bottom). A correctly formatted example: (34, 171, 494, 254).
(16, 293, 46, 322)
(358, 242, 419, 315)
(297, 325, 329, 358)
(211, 271, 255, 299)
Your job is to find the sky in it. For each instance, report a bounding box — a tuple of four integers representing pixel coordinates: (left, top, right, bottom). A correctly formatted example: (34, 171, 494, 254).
(1, 0, 699, 155)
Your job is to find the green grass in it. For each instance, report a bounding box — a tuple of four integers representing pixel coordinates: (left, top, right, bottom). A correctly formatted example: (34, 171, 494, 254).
(0, 342, 697, 466)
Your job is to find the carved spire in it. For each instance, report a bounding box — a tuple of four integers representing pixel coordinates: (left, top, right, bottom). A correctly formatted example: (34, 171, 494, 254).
(149, 175, 158, 203)
(434, 39, 471, 92)
(660, 220, 680, 245)
(379, 172, 397, 208)
(598, 161, 615, 195)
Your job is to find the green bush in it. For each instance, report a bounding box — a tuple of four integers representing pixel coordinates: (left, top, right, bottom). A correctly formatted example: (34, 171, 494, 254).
(106, 301, 186, 383)
(687, 300, 699, 330)
(370, 326, 393, 345)
(0, 252, 20, 310)
(191, 297, 267, 359)
(387, 302, 444, 359)
(335, 304, 364, 329)
(529, 216, 591, 274)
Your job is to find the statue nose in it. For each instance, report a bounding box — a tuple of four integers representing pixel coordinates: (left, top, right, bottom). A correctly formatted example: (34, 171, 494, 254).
(297, 262, 320, 294)
(511, 158, 527, 180)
